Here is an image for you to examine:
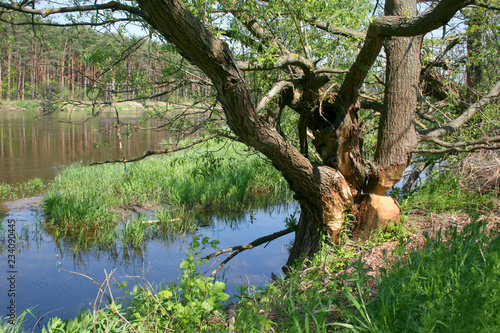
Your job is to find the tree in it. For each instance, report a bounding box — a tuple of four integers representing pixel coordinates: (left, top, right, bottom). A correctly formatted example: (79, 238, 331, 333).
(1, 0, 499, 267)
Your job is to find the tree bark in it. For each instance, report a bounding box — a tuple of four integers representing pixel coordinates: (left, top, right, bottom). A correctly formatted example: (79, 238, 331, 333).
(367, 0, 422, 195)
(466, 8, 482, 100)
(7, 48, 12, 101)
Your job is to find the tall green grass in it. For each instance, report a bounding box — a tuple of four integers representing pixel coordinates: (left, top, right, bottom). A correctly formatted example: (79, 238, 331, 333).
(43, 139, 291, 228)
(337, 220, 500, 332)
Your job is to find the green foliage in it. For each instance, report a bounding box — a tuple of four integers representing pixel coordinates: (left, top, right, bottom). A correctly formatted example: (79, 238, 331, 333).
(338, 220, 500, 332)
(0, 178, 45, 201)
(401, 167, 498, 213)
(364, 218, 412, 247)
(0, 310, 29, 333)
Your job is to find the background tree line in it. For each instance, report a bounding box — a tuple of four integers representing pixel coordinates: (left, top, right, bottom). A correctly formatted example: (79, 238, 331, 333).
(0, 14, 212, 106)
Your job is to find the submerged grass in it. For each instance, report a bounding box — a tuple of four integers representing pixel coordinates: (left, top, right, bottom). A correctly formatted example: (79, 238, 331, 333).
(0, 178, 46, 201)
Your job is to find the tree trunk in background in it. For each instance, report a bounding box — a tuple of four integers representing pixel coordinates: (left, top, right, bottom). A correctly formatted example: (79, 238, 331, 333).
(7, 48, 11, 101)
(0, 62, 3, 101)
(368, 0, 421, 194)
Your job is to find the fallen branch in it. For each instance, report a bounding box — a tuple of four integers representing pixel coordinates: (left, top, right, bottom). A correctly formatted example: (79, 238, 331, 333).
(202, 227, 294, 277)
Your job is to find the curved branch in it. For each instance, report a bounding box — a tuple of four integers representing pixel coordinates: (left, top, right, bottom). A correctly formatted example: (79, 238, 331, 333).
(337, 0, 473, 111)
(306, 17, 366, 40)
(89, 133, 220, 165)
(202, 227, 294, 277)
(419, 80, 500, 141)
(0, 1, 148, 19)
(255, 80, 293, 113)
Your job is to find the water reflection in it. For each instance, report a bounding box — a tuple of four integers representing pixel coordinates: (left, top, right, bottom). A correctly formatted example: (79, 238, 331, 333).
(0, 199, 295, 332)
(0, 109, 168, 184)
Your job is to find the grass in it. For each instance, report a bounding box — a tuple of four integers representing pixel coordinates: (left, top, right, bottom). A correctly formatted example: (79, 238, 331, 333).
(337, 219, 500, 332)
(0, 100, 41, 111)
(43, 139, 291, 228)
(39, 138, 292, 251)
(401, 167, 498, 213)
(0, 178, 46, 201)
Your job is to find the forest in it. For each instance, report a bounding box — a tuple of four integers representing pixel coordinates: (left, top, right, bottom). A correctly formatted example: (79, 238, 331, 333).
(0, 16, 210, 106)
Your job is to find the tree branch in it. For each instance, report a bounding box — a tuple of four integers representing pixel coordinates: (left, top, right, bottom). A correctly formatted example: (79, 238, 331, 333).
(421, 36, 461, 81)
(473, 1, 500, 12)
(0, 17, 141, 27)
(0, 1, 148, 19)
(202, 227, 294, 277)
(413, 143, 500, 154)
(237, 53, 315, 78)
(419, 80, 500, 140)
(89, 133, 221, 165)
(255, 80, 293, 113)
(306, 16, 366, 40)
(337, 0, 473, 111)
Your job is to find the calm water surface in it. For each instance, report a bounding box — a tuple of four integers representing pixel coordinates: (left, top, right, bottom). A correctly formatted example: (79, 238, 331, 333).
(0, 109, 168, 184)
(0, 109, 295, 331)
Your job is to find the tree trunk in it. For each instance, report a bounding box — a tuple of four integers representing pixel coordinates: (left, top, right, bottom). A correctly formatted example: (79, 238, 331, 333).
(6, 48, 11, 101)
(134, 0, 469, 267)
(466, 9, 482, 100)
(0, 61, 3, 101)
(367, 0, 421, 194)
(286, 166, 353, 267)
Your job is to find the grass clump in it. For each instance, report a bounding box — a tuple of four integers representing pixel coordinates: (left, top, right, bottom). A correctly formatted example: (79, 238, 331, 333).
(43, 138, 291, 229)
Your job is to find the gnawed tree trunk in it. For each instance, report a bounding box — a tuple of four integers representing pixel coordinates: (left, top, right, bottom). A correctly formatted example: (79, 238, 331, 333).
(286, 166, 353, 267)
(360, 0, 421, 235)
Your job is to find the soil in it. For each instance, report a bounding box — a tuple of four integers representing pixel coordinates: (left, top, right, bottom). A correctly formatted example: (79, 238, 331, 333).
(351, 210, 500, 277)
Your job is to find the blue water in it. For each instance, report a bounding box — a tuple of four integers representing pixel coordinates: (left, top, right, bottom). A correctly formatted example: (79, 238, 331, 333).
(0, 198, 296, 331)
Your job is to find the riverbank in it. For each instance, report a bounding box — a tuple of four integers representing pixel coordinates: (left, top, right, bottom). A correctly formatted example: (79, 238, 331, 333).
(0, 99, 192, 113)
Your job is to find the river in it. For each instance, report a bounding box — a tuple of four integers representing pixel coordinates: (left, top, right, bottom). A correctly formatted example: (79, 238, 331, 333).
(0, 108, 294, 331)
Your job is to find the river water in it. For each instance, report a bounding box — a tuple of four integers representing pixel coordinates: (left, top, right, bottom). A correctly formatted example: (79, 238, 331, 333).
(0, 109, 295, 331)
